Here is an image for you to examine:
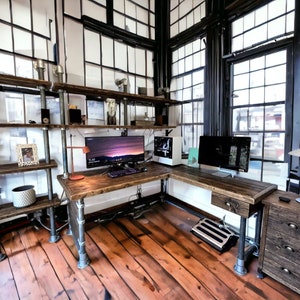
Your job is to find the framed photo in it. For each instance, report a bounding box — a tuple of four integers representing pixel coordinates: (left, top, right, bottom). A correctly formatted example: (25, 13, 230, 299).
(16, 144, 39, 167)
(87, 100, 104, 120)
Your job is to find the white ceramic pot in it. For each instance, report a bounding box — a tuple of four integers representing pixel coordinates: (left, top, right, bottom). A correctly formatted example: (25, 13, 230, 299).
(12, 185, 36, 208)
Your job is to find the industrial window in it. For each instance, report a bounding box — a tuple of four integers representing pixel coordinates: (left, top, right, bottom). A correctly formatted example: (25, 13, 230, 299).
(170, 37, 206, 153)
(0, 0, 56, 79)
(230, 48, 293, 189)
(231, 0, 295, 53)
(84, 29, 154, 94)
(170, 0, 206, 38)
(113, 0, 155, 40)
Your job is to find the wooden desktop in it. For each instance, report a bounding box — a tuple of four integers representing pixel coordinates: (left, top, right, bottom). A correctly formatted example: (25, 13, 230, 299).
(57, 162, 277, 274)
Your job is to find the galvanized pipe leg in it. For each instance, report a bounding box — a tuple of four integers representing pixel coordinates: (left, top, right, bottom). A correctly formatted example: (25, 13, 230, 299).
(77, 199, 90, 269)
(234, 216, 247, 275)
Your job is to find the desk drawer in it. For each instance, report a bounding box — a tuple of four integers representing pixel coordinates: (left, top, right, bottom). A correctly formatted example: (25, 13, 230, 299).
(265, 235, 299, 264)
(211, 193, 259, 218)
(267, 215, 300, 239)
(262, 249, 300, 294)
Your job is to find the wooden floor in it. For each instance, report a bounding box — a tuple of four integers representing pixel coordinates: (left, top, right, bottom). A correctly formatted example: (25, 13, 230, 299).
(0, 202, 299, 300)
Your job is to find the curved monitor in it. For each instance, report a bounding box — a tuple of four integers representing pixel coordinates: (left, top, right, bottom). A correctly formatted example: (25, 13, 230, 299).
(85, 136, 145, 168)
(198, 136, 251, 172)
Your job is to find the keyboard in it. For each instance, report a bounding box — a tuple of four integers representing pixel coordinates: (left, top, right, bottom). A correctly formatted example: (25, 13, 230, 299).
(108, 167, 141, 178)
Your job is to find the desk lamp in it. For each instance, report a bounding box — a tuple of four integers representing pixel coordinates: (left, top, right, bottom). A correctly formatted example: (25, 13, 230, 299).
(67, 134, 90, 180)
(288, 148, 300, 202)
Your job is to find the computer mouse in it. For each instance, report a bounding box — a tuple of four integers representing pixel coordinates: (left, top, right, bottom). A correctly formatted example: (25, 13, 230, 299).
(141, 167, 148, 172)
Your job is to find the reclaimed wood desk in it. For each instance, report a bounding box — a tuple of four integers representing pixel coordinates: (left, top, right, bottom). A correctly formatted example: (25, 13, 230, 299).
(57, 162, 277, 274)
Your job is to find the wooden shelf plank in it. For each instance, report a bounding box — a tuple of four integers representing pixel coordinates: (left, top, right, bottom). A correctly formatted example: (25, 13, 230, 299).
(0, 74, 179, 105)
(0, 194, 61, 220)
(53, 82, 179, 104)
(0, 159, 57, 175)
(0, 123, 176, 130)
(0, 74, 51, 90)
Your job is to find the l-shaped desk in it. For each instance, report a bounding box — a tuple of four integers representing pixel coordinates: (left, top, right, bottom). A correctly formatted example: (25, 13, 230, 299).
(57, 162, 277, 275)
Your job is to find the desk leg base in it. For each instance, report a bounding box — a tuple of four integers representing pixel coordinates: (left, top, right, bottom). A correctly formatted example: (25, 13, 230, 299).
(234, 258, 247, 276)
(78, 253, 90, 269)
(49, 234, 60, 243)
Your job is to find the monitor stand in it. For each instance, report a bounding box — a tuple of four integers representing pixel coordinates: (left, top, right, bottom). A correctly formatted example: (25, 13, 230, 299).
(212, 170, 231, 178)
(200, 165, 233, 178)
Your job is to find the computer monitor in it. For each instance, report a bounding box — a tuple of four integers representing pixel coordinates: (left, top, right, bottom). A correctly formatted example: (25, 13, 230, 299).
(85, 135, 145, 168)
(198, 136, 251, 172)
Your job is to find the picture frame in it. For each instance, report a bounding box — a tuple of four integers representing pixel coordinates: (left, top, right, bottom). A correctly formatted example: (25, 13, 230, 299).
(16, 144, 39, 167)
(86, 100, 104, 120)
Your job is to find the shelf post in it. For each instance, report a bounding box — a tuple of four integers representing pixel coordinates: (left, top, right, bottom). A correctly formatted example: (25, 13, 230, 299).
(34, 59, 60, 243)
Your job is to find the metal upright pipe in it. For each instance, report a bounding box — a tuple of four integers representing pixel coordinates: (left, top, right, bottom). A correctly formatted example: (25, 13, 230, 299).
(34, 59, 59, 243)
(54, 64, 68, 178)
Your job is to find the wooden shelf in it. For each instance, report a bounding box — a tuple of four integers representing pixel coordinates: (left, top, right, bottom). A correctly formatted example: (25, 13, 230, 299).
(0, 123, 176, 130)
(0, 159, 57, 175)
(0, 194, 61, 221)
(0, 74, 179, 105)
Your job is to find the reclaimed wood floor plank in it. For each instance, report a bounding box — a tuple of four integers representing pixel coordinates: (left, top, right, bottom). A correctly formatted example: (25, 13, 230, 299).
(0, 235, 18, 300)
(18, 227, 68, 299)
(84, 232, 137, 300)
(110, 217, 214, 299)
(105, 220, 193, 299)
(34, 228, 94, 300)
(88, 222, 186, 299)
(1, 230, 47, 299)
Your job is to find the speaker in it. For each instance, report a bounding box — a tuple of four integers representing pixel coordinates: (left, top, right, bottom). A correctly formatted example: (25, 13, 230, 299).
(69, 109, 82, 124)
(41, 109, 50, 124)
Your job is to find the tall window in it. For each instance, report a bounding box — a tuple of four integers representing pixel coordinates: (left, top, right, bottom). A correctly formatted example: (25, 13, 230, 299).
(170, 37, 206, 153)
(229, 0, 295, 188)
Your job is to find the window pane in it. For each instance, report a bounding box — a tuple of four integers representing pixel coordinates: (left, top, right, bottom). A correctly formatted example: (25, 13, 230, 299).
(266, 65, 286, 85)
(250, 70, 264, 87)
(0, 24, 13, 51)
(266, 51, 286, 67)
(101, 36, 114, 67)
(232, 108, 248, 132)
(0, 53, 15, 75)
(85, 64, 102, 88)
(234, 61, 249, 75)
(249, 87, 264, 104)
(193, 83, 204, 99)
(268, 16, 285, 39)
(265, 83, 286, 102)
(232, 90, 249, 106)
(114, 41, 127, 71)
(264, 133, 285, 161)
(250, 133, 263, 159)
(193, 101, 204, 122)
(265, 104, 285, 130)
(249, 106, 264, 130)
(85, 30, 100, 64)
(34, 35, 48, 60)
(233, 73, 249, 90)
(12, 0, 31, 29)
(250, 56, 265, 71)
(14, 28, 32, 56)
(15, 57, 33, 78)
